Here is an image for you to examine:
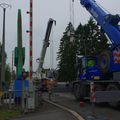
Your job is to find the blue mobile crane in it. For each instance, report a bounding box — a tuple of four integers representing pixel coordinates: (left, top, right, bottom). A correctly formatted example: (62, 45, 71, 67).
(73, 0, 120, 105)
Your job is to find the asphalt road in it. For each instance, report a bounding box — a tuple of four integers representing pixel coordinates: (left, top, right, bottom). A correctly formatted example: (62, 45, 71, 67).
(52, 83, 120, 120)
(13, 101, 77, 120)
(13, 83, 120, 120)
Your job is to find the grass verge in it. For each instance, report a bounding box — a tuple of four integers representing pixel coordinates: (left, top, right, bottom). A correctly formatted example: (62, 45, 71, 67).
(0, 108, 21, 120)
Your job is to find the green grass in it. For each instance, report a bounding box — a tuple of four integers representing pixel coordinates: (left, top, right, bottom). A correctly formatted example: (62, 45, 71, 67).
(0, 108, 21, 120)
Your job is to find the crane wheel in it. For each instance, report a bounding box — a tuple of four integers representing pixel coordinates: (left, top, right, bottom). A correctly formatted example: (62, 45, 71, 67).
(73, 83, 81, 101)
(106, 84, 119, 107)
(98, 50, 111, 74)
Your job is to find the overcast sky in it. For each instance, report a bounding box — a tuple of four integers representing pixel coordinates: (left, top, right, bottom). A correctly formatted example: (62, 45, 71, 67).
(0, 0, 120, 72)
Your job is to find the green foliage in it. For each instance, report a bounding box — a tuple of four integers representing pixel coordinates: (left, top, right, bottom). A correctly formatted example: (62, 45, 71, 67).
(0, 42, 11, 88)
(75, 18, 110, 55)
(0, 43, 2, 63)
(5, 64, 12, 88)
(57, 22, 77, 82)
(0, 107, 21, 120)
(57, 18, 110, 82)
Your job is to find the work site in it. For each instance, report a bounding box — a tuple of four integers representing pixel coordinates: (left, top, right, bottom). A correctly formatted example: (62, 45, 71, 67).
(0, 0, 120, 120)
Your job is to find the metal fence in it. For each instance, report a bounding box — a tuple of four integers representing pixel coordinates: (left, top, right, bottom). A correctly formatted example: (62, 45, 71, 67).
(0, 89, 41, 111)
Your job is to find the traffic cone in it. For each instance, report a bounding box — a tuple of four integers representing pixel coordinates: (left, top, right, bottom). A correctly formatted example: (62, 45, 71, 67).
(80, 101, 85, 107)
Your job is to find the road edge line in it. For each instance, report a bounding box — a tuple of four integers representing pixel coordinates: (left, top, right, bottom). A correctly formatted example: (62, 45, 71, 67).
(44, 99, 85, 120)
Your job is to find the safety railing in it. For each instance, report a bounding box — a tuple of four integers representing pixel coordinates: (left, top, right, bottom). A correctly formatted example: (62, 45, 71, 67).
(0, 89, 41, 111)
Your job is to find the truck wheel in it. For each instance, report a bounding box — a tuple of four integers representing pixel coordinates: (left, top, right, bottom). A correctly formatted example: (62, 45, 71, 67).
(106, 84, 119, 107)
(73, 83, 81, 101)
(73, 83, 85, 101)
(98, 51, 111, 74)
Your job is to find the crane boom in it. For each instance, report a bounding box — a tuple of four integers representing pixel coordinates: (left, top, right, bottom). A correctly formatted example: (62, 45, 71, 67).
(80, 0, 120, 47)
(37, 18, 56, 77)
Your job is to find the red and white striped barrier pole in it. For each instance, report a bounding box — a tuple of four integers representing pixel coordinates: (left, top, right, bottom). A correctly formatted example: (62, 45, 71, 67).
(90, 82, 96, 102)
(27, 0, 33, 81)
(26, 1, 35, 110)
(29, 0, 33, 81)
(90, 82, 96, 115)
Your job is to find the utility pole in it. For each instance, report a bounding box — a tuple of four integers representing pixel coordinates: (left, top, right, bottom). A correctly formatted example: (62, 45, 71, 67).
(11, 51, 14, 82)
(69, 0, 74, 26)
(69, 0, 75, 44)
(0, 3, 11, 92)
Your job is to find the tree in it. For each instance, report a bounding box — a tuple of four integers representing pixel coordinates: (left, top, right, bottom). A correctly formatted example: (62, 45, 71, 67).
(75, 23, 85, 55)
(57, 18, 110, 82)
(0, 42, 12, 88)
(57, 22, 77, 82)
(75, 18, 110, 56)
(5, 64, 11, 88)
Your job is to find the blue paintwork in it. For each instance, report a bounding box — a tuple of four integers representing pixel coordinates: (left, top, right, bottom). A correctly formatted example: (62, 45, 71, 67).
(110, 51, 120, 72)
(79, 56, 103, 80)
(80, 0, 120, 73)
(14, 76, 29, 97)
(80, 0, 120, 47)
(80, 66, 103, 80)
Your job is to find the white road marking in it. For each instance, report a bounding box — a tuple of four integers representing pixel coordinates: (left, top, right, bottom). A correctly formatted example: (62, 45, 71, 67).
(44, 99, 85, 120)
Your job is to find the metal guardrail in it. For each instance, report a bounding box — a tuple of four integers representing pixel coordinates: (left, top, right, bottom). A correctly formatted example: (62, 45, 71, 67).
(0, 90, 21, 109)
(0, 89, 41, 111)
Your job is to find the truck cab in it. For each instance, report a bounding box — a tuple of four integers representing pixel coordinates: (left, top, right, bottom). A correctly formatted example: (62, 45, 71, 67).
(76, 56, 103, 81)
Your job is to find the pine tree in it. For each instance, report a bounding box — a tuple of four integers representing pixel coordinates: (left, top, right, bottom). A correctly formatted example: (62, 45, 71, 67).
(0, 42, 11, 87)
(75, 17, 110, 56)
(57, 22, 76, 82)
(57, 18, 110, 82)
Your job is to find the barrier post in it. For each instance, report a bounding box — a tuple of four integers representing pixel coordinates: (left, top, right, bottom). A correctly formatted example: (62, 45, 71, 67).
(90, 82, 96, 115)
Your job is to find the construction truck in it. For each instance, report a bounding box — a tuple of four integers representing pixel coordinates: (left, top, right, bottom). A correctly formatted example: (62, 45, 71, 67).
(36, 18, 56, 79)
(73, 0, 120, 106)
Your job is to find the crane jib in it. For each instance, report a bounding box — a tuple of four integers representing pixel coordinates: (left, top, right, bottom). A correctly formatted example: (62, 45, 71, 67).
(80, 0, 120, 48)
(36, 18, 56, 77)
